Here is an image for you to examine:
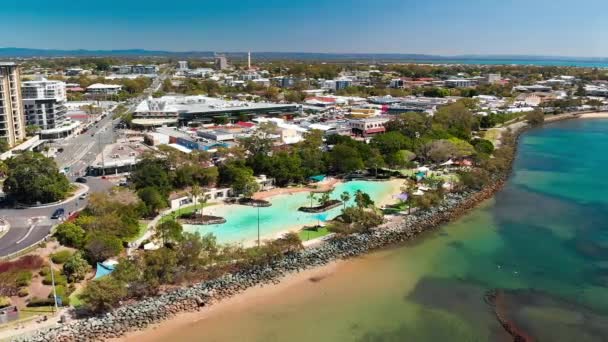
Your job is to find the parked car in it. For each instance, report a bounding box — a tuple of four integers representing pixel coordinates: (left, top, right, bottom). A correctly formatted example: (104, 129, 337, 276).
(79, 193, 88, 200)
(75, 177, 88, 183)
(51, 208, 65, 219)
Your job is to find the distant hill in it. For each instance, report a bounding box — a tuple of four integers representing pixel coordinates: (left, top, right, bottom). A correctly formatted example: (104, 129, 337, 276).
(1, 47, 607, 64)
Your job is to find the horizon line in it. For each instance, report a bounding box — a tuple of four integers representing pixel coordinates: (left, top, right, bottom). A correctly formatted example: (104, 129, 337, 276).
(1, 47, 608, 60)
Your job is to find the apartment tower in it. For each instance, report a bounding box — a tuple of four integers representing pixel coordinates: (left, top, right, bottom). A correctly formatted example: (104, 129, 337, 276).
(0, 62, 26, 146)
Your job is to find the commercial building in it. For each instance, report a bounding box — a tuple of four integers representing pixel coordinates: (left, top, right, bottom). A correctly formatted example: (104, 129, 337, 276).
(513, 84, 552, 92)
(215, 56, 229, 70)
(110, 65, 158, 75)
(584, 85, 608, 97)
(134, 95, 298, 125)
(445, 79, 476, 88)
(86, 83, 123, 95)
(21, 77, 78, 138)
(348, 117, 390, 137)
(322, 77, 353, 91)
(178, 61, 188, 71)
(0, 62, 26, 146)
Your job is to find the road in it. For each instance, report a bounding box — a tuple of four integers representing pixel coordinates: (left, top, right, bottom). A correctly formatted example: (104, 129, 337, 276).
(0, 71, 171, 258)
(0, 178, 113, 258)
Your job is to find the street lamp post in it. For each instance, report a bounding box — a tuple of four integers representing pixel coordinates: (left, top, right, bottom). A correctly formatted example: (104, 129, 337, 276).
(50, 262, 59, 314)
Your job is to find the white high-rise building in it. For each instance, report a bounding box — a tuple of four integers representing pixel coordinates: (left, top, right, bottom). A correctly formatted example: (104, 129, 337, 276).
(178, 61, 188, 71)
(22, 77, 73, 138)
(0, 62, 26, 146)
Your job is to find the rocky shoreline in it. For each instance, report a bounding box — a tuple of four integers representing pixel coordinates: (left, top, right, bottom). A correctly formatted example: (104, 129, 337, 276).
(17, 125, 525, 342)
(16, 178, 510, 342)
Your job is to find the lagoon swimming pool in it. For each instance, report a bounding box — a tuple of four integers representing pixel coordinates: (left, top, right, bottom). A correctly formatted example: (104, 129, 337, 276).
(184, 180, 400, 245)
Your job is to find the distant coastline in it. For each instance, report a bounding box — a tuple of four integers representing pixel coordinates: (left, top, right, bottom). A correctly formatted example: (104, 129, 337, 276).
(3, 47, 608, 67)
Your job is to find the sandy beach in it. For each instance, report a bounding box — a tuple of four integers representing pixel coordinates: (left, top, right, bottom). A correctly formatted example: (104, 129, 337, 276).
(251, 177, 342, 200)
(112, 260, 345, 342)
(577, 112, 608, 119)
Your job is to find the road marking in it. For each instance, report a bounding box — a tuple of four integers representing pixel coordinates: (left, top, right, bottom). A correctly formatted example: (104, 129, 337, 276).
(16, 224, 36, 244)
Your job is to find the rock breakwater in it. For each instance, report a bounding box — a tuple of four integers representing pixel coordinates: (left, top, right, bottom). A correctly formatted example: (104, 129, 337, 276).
(16, 176, 507, 342)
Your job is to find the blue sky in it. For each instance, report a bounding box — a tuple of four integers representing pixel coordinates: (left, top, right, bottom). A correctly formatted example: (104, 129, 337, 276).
(2, 0, 608, 56)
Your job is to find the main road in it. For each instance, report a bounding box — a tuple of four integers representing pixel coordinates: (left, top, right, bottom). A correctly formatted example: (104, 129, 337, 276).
(0, 68, 172, 258)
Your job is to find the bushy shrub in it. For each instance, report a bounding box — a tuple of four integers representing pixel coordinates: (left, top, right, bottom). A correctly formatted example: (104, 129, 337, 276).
(27, 297, 56, 307)
(42, 271, 67, 286)
(18, 288, 29, 297)
(0, 296, 11, 308)
(15, 270, 32, 287)
(50, 250, 73, 264)
(48, 285, 71, 306)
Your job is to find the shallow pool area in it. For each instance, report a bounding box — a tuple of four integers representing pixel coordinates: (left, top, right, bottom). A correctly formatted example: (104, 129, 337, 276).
(184, 180, 400, 244)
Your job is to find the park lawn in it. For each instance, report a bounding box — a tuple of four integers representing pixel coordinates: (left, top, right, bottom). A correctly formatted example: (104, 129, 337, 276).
(158, 203, 215, 224)
(69, 288, 83, 308)
(484, 128, 502, 143)
(298, 227, 331, 241)
(18, 306, 56, 319)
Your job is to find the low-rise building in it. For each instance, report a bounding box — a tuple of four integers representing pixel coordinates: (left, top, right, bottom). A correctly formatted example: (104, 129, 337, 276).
(134, 95, 298, 125)
(86, 83, 123, 95)
(348, 117, 390, 137)
(445, 79, 476, 88)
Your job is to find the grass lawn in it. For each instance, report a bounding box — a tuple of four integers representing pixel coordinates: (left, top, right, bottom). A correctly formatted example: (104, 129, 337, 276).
(484, 128, 502, 143)
(18, 306, 56, 319)
(159, 203, 215, 224)
(298, 227, 331, 241)
(69, 288, 83, 308)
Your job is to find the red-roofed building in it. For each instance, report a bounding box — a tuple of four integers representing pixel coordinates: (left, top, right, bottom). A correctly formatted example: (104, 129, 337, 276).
(236, 121, 255, 128)
(348, 117, 390, 137)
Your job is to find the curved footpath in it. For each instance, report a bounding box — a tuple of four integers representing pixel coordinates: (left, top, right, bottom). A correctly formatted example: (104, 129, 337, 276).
(15, 112, 608, 342)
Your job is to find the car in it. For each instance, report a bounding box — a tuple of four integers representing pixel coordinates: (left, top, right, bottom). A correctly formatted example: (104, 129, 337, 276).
(57, 147, 64, 153)
(51, 208, 65, 219)
(75, 177, 88, 183)
(79, 193, 88, 200)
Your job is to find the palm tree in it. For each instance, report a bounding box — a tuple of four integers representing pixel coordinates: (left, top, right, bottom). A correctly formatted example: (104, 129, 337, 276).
(198, 194, 208, 218)
(340, 191, 350, 210)
(190, 184, 202, 216)
(401, 180, 415, 214)
(307, 192, 316, 208)
(354, 190, 365, 209)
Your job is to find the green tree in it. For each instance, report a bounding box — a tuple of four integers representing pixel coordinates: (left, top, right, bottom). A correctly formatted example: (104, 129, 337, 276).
(54, 222, 86, 248)
(62, 252, 90, 283)
(84, 233, 124, 263)
(26, 125, 40, 136)
(0, 140, 9, 153)
(526, 109, 545, 126)
(155, 220, 183, 246)
(130, 158, 171, 195)
(81, 277, 127, 313)
(307, 192, 317, 208)
(433, 101, 475, 140)
(329, 144, 364, 173)
(142, 248, 178, 289)
(471, 139, 495, 155)
(318, 191, 331, 206)
(177, 232, 205, 272)
(3, 152, 71, 205)
(354, 190, 374, 209)
(371, 131, 409, 156)
(340, 191, 351, 210)
(137, 187, 167, 216)
(218, 161, 258, 195)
